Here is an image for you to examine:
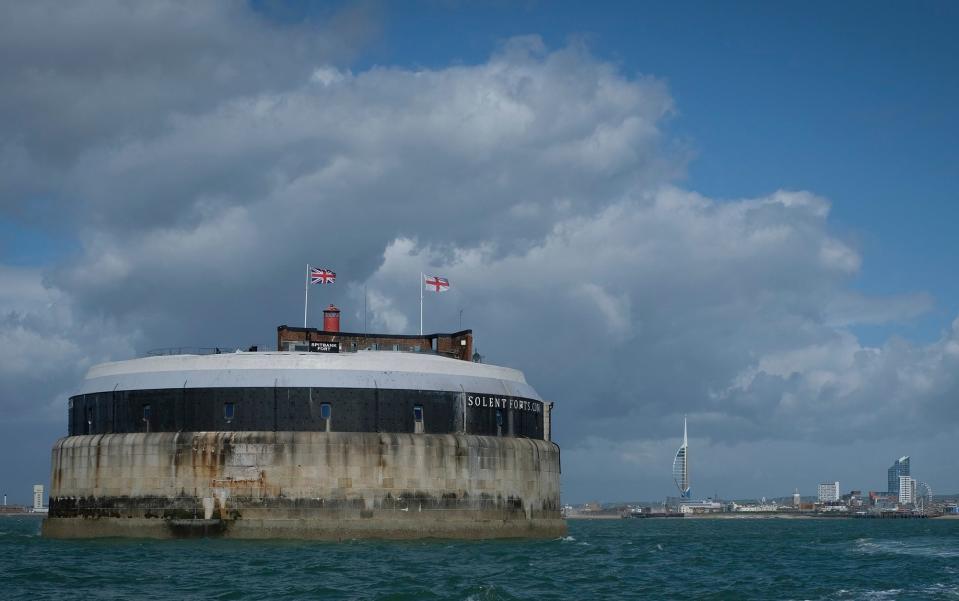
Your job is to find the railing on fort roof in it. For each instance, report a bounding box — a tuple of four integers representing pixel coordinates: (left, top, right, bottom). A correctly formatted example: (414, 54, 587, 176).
(143, 345, 270, 357)
(142, 345, 479, 360)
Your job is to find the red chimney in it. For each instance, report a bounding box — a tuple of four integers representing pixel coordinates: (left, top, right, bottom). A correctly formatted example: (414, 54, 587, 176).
(323, 304, 340, 332)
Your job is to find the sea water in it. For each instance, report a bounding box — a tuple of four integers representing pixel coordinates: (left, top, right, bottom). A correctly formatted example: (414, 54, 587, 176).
(2, 516, 958, 600)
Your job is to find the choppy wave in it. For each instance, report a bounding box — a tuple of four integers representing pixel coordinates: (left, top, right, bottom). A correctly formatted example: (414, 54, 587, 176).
(826, 584, 959, 601)
(854, 537, 959, 559)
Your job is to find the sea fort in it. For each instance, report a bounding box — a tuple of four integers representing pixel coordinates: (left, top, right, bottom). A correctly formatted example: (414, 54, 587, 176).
(43, 307, 565, 539)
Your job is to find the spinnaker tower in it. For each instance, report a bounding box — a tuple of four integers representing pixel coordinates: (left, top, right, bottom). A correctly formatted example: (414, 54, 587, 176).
(672, 415, 690, 499)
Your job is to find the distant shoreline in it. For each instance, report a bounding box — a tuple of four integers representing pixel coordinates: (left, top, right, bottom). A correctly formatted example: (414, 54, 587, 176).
(685, 513, 814, 519)
(567, 512, 820, 520)
(568, 512, 959, 520)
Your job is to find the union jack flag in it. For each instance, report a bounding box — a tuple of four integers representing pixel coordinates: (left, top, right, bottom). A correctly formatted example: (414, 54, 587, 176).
(310, 267, 336, 284)
(424, 275, 450, 292)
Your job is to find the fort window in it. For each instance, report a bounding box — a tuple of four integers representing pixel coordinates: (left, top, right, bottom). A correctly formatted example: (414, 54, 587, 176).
(224, 402, 235, 421)
(413, 405, 424, 434)
(142, 404, 151, 420)
(320, 402, 332, 432)
(496, 409, 504, 436)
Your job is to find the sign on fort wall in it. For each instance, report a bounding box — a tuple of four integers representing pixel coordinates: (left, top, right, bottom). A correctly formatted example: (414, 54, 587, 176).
(466, 394, 542, 413)
(309, 341, 340, 353)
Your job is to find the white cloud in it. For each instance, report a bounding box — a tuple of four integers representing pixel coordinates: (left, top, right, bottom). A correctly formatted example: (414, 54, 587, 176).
(357, 185, 954, 455)
(573, 283, 634, 339)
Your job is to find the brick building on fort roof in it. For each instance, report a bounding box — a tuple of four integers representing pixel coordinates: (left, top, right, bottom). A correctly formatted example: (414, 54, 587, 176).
(277, 304, 474, 361)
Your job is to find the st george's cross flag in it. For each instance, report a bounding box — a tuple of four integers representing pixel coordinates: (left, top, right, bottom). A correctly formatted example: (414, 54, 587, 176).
(423, 275, 450, 292)
(310, 267, 336, 284)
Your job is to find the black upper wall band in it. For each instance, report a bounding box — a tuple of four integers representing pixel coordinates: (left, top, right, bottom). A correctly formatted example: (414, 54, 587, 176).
(68, 387, 545, 439)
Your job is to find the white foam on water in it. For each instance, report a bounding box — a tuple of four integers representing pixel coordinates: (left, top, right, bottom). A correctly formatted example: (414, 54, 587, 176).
(830, 583, 959, 601)
(854, 537, 959, 559)
(836, 589, 902, 600)
(921, 583, 959, 598)
(852, 539, 884, 555)
(827, 587, 904, 600)
(861, 589, 904, 600)
(557, 536, 575, 542)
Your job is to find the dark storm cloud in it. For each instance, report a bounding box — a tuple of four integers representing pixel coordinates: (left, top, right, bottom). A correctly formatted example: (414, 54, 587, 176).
(0, 0, 377, 214)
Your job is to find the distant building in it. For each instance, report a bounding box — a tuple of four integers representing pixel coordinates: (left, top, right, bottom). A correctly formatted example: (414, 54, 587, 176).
(32, 485, 44, 511)
(899, 476, 916, 505)
(792, 489, 801, 507)
(888, 456, 910, 494)
(679, 500, 723, 514)
(841, 490, 864, 508)
(869, 491, 898, 510)
(818, 481, 840, 503)
(730, 501, 778, 512)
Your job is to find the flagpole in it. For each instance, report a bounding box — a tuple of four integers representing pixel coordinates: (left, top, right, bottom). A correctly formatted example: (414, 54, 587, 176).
(304, 263, 309, 328)
(419, 272, 423, 336)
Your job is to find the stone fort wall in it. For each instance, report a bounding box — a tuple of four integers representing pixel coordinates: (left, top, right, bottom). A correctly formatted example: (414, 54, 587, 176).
(43, 431, 566, 540)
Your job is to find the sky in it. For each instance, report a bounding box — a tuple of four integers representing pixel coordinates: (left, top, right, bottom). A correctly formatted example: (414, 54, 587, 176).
(1, 1, 957, 505)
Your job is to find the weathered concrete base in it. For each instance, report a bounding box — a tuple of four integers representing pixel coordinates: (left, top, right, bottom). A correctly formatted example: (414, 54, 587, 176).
(44, 432, 566, 540)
